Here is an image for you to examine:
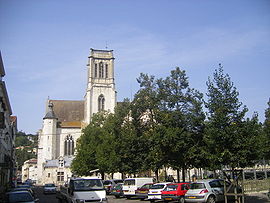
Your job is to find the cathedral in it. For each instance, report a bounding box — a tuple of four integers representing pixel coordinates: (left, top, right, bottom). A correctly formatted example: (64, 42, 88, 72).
(37, 49, 117, 185)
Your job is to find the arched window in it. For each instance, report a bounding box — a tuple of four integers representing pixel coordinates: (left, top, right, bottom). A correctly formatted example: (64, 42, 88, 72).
(64, 135, 74, 156)
(99, 62, 104, 78)
(105, 64, 108, 78)
(94, 63, 97, 78)
(98, 95, 105, 112)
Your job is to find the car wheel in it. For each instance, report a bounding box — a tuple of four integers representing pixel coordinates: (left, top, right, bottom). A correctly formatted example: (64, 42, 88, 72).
(179, 196, 185, 203)
(207, 195, 216, 203)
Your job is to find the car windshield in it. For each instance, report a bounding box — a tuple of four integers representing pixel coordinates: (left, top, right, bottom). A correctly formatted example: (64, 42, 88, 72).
(164, 184, 178, 191)
(9, 192, 34, 202)
(73, 179, 103, 191)
(151, 184, 165, 189)
(190, 183, 206, 189)
(103, 180, 112, 185)
(140, 184, 152, 189)
(124, 179, 135, 185)
(45, 184, 55, 187)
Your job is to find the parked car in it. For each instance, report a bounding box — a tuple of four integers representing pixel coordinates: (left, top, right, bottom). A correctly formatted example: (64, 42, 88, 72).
(5, 190, 39, 203)
(123, 177, 153, 199)
(43, 183, 57, 194)
(148, 182, 171, 202)
(103, 179, 123, 194)
(57, 177, 107, 203)
(11, 187, 36, 198)
(17, 184, 31, 189)
(111, 183, 124, 198)
(134, 183, 154, 200)
(161, 182, 190, 203)
(185, 179, 240, 203)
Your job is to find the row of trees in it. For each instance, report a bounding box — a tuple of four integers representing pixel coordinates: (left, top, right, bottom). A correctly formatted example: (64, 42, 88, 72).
(71, 65, 270, 181)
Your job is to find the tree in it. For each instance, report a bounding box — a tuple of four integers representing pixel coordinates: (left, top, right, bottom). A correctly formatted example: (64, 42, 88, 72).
(132, 73, 168, 180)
(15, 131, 37, 170)
(262, 98, 270, 159)
(204, 64, 260, 170)
(156, 67, 205, 181)
(16, 149, 36, 170)
(71, 113, 108, 176)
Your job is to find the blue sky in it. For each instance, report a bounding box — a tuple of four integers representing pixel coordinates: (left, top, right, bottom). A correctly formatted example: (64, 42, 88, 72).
(0, 0, 269, 134)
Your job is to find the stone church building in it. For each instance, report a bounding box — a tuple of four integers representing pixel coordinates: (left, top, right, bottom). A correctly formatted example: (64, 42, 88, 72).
(37, 49, 117, 185)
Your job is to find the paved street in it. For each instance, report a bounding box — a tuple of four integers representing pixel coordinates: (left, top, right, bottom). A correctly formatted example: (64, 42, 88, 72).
(33, 186, 269, 203)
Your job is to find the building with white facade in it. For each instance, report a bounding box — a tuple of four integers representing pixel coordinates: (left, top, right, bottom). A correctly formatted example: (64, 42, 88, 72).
(37, 49, 117, 185)
(21, 158, 37, 183)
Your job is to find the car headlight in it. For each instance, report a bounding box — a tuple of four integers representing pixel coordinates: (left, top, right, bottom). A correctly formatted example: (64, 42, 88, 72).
(76, 199, 85, 203)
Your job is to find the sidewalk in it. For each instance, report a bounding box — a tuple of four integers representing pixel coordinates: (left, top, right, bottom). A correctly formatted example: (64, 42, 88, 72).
(245, 192, 270, 203)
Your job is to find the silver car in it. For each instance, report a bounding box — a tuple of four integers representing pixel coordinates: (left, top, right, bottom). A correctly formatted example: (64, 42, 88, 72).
(43, 183, 57, 194)
(185, 179, 228, 203)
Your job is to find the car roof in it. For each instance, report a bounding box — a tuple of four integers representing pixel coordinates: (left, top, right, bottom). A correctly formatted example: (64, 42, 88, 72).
(191, 179, 223, 183)
(71, 177, 101, 180)
(167, 182, 190, 185)
(154, 182, 172, 184)
(7, 190, 31, 194)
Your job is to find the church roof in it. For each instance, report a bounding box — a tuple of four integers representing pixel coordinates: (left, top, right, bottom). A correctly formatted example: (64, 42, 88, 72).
(44, 102, 57, 119)
(44, 156, 74, 168)
(48, 100, 84, 124)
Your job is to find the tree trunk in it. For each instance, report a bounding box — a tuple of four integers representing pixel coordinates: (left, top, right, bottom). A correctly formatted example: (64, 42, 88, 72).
(177, 169, 180, 182)
(101, 172, 105, 180)
(155, 169, 159, 183)
(182, 167, 185, 182)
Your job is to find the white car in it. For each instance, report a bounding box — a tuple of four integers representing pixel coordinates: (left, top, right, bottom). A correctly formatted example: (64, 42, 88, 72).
(147, 182, 171, 202)
(43, 183, 57, 194)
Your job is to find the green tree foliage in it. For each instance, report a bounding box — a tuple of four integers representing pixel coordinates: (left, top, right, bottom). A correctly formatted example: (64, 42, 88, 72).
(262, 99, 270, 159)
(131, 68, 205, 181)
(132, 73, 164, 179)
(71, 112, 108, 176)
(15, 131, 37, 170)
(71, 65, 265, 179)
(113, 99, 145, 175)
(16, 149, 36, 170)
(204, 65, 261, 169)
(156, 67, 205, 181)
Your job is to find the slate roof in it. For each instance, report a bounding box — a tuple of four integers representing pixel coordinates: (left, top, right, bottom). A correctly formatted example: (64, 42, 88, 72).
(44, 156, 74, 168)
(46, 100, 84, 127)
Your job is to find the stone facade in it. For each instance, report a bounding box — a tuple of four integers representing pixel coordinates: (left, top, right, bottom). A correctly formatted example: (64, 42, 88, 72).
(0, 52, 17, 194)
(37, 49, 117, 185)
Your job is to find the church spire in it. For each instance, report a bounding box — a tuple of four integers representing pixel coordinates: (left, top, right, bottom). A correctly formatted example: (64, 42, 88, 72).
(43, 102, 57, 120)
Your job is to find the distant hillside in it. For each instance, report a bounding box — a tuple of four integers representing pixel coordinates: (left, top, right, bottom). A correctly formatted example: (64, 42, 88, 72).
(15, 131, 38, 170)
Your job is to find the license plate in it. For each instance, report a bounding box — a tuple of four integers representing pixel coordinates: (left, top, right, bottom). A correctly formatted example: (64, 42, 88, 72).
(152, 191, 158, 194)
(188, 196, 196, 199)
(140, 191, 147, 193)
(165, 198, 172, 200)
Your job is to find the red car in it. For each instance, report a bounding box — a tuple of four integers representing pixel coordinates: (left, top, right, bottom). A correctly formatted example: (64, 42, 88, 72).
(161, 182, 190, 203)
(135, 183, 154, 200)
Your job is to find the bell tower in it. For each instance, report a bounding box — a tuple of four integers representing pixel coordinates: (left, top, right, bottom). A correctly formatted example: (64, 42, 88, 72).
(84, 48, 117, 124)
